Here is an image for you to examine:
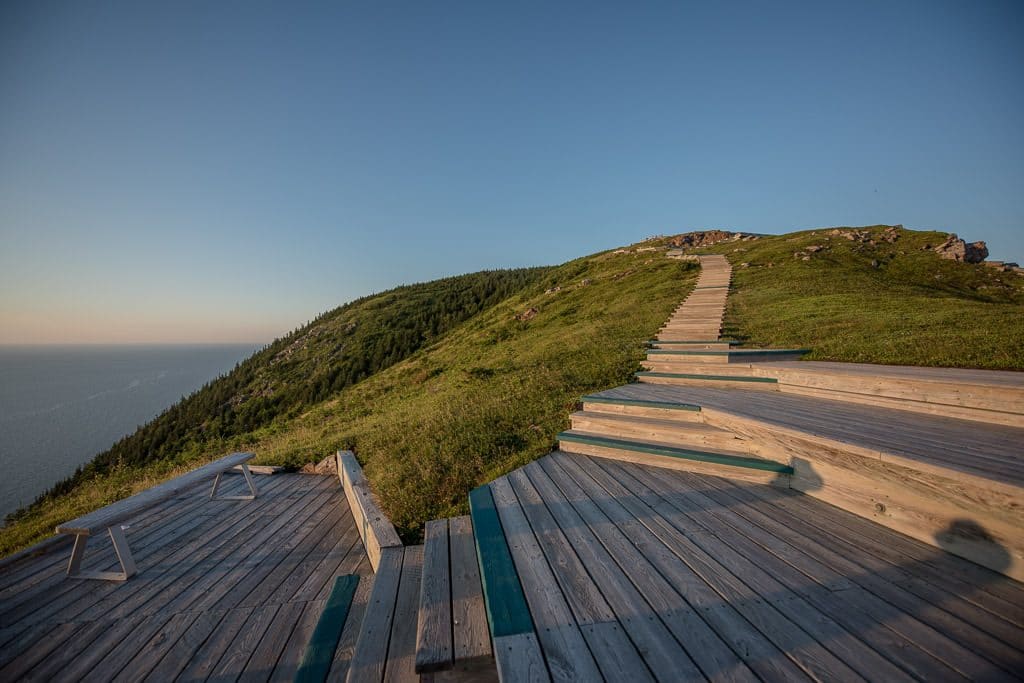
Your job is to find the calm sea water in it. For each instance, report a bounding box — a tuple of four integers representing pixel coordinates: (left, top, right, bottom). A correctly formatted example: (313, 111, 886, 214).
(0, 344, 258, 521)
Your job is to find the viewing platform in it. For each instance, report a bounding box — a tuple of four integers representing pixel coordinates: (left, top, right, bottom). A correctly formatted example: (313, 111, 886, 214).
(0, 471, 380, 681)
(2, 253, 1022, 682)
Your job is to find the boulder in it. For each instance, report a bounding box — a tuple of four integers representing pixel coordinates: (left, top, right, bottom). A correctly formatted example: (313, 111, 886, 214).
(515, 307, 539, 322)
(301, 454, 338, 476)
(934, 234, 988, 263)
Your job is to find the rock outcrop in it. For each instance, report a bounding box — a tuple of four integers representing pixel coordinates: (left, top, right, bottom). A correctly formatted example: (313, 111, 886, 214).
(668, 230, 757, 249)
(934, 234, 988, 263)
(301, 454, 337, 475)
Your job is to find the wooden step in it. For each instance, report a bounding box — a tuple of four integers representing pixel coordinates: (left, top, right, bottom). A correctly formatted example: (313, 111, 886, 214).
(637, 370, 780, 390)
(346, 545, 423, 683)
(659, 327, 722, 334)
(648, 340, 737, 351)
(651, 343, 733, 351)
(416, 517, 494, 677)
(580, 393, 702, 421)
(570, 411, 751, 452)
(587, 381, 1024, 581)
(647, 342, 737, 348)
(557, 431, 792, 485)
(693, 400, 1024, 581)
(647, 348, 811, 364)
(468, 486, 546, 682)
(749, 362, 1024, 428)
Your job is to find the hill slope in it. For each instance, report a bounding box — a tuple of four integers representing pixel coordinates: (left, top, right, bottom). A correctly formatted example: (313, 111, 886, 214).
(1, 251, 695, 551)
(2, 225, 1020, 554)
(688, 225, 1024, 369)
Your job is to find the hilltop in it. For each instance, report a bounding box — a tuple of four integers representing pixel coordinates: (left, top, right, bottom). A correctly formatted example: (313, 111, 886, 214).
(686, 225, 1024, 368)
(2, 225, 1022, 553)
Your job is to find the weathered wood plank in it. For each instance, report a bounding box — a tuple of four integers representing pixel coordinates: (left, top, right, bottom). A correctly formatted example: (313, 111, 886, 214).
(338, 451, 402, 572)
(238, 599, 307, 683)
(112, 611, 201, 682)
(579, 455, 867, 682)
(79, 613, 178, 683)
(271, 599, 325, 683)
(140, 609, 228, 682)
(520, 460, 703, 682)
(468, 485, 534, 640)
(0, 474, 264, 614)
(578, 621, 655, 683)
(448, 515, 492, 669)
(600, 458, 917, 683)
(385, 545, 425, 683)
(492, 632, 550, 683)
(489, 477, 602, 683)
(3, 474, 296, 629)
(505, 470, 614, 626)
(416, 519, 452, 673)
(537, 456, 753, 682)
(347, 545, 404, 683)
(206, 603, 282, 681)
(613, 460, 958, 681)
(663, 465, 1011, 680)
(553, 452, 811, 683)
(0, 620, 84, 681)
(271, 504, 358, 604)
(294, 575, 360, 683)
(328, 555, 376, 681)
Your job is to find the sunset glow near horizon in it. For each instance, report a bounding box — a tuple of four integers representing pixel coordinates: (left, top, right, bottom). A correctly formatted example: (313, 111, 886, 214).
(2, 1, 1022, 344)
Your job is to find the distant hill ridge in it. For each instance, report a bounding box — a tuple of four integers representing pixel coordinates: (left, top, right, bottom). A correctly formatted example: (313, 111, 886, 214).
(3, 225, 1022, 552)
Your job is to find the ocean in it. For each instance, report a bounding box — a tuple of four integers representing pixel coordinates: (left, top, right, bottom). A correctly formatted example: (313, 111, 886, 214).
(0, 344, 259, 521)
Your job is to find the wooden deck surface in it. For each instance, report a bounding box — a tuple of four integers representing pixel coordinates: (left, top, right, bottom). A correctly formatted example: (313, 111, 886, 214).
(488, 451, 1024, 682)
(0, 473, 373, 682)
(593, 383, 1024, 487)
(763, 360, 1024, 388)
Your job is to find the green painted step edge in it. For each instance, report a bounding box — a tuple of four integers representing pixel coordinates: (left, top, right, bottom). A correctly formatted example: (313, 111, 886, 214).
(647, 339, 739, 345)
(580, 394, 701, 412)
(558, 432, 793, 474)
(636, 371, 778, 383)
(469, 485, 535, 639)
(648, 348, 811, 356)
(295, 574, 360, 683)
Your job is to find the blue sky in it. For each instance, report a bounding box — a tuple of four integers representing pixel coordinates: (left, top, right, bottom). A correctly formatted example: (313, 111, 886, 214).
(2, 1, 1022, 343)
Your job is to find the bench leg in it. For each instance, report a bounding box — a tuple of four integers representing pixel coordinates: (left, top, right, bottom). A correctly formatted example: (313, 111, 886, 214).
(65, 526, 137, 581)
(210, 464, 258, 501)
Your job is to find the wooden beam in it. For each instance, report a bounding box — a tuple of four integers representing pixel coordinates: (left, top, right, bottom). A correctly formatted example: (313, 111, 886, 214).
(337, 451, 402, 573)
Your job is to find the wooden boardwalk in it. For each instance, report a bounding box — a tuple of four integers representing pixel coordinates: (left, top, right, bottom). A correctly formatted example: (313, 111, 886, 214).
(591, 382, 1024, 487)
(486, 451, 1024, 682)
(0, 473, 375, 682)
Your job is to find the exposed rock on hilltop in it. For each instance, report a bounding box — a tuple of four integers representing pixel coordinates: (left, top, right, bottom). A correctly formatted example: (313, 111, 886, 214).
(934, 233, 988, 264)
(669, 230, 757, 249)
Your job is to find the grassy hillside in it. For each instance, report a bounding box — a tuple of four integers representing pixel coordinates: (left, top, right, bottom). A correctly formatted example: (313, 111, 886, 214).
(1, 250, 695, 552)
(689, 226, 1024, 369)
(4, 225, 1019, 555)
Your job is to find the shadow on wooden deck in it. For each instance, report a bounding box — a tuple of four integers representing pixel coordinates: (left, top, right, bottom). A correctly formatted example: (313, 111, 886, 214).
(486, 452, 1024, 682)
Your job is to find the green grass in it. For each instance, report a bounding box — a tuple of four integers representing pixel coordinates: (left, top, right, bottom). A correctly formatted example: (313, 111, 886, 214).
(688, 226, 1024, 369)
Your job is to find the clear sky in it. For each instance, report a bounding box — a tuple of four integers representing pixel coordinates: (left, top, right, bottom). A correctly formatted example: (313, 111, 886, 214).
(2, 1, 1022, 344)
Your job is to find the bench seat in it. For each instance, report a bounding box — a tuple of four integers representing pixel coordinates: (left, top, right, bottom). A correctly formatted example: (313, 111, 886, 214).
(56, 451, 257, 581)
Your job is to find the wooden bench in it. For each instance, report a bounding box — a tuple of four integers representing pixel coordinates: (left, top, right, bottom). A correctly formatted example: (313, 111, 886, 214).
(55, 451, 258, 581)
(415, 516, 495, 680)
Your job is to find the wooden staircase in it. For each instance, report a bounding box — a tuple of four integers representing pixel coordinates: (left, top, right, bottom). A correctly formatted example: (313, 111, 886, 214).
(340, 252, 1024, 683)
(559, 253, 1024, 582)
